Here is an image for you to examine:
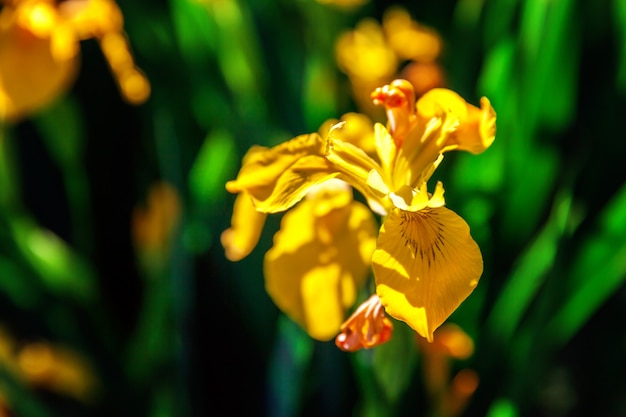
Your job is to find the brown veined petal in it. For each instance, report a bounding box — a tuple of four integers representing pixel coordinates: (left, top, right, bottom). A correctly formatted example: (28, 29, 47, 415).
(225, 133, 338, 213)
(220, 191, 267, 261)
(372, 206, 482, 342)
(264, 188, 378, 341)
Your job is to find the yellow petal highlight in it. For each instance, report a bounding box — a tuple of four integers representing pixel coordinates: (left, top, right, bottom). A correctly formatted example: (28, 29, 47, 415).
(416, 89, 496, 155)
(220, 191, 267, 261)
(372, 207, 482, 342)
(226, 134, 337, 213)
(325, 126, 387, 213)
(264, 184, 377, 341)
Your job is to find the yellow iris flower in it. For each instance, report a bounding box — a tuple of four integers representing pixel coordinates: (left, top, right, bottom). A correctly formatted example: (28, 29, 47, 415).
(223, 78, 496, 345)
(0, 0, 149, 121)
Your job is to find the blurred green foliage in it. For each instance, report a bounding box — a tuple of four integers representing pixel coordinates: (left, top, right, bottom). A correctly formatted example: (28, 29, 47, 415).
(0, 0, 625, 416)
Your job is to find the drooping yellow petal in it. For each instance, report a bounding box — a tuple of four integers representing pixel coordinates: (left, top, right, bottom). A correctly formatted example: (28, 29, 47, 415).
(220, 191, 267, 261)
(226, 133, 337, 213)
(416, 89, 496, 154)
(372, 207, 482, 342)
(264, 182, 378, 341)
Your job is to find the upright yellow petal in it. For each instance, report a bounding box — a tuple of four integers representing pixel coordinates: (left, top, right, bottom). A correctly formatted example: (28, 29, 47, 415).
(226, 133, 337, 213)
(264, 182, 378, 341)
(372, 207, 482, 341)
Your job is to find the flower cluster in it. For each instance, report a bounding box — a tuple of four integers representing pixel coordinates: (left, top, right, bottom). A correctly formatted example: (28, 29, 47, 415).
(222, 78, 496, 349)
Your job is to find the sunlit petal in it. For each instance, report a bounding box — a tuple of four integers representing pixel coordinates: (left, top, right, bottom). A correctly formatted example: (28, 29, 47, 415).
(416, 89, 496, 154)
(226, 134, 337, 213)
(264, 186, 378, 341)
(372, 207, 482, 341)
(325, 125, 387, 213)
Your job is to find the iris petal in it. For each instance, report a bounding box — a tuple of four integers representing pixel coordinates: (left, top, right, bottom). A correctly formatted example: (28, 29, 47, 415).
(221, 192, 267, 261)
(264, 187, 378, 341)
(226, 134, 337, 213)
(372, 207, 482, 341)
(416, 89, 496, 155)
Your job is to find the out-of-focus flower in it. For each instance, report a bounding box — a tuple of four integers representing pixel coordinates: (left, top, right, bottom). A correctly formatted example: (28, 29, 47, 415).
(223, 78, 496, 347)
(17, 342, 98, 402)
(0, 325, 98, 403)
(416, 324, 479, 417)
(132, 182, 181, 272)
(335, 7, 446, 118)
(382, 7, 441, 63)
(0, 0, 149, 122)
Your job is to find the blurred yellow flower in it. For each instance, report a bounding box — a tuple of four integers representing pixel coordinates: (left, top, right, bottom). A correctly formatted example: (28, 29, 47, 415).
(132, 181, 182, 272)
(417, 324, 479, 417)
(17, 342, 98, 402)
(335, 6, 446, 118)
(224, 78, 496, 346)
(0, 325, 97, 403)
(0, 0, 149, 121)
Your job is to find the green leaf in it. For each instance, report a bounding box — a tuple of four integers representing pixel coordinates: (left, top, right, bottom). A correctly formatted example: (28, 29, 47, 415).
(546, 183, 626, 346)
(10, 216, 96, 303)
(187, 128, 237, 209)
(33, 97, 84, 167)
(0, 257, 39, 309)
(486, 398, 519, 417)
(486, 189, 574, 344)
